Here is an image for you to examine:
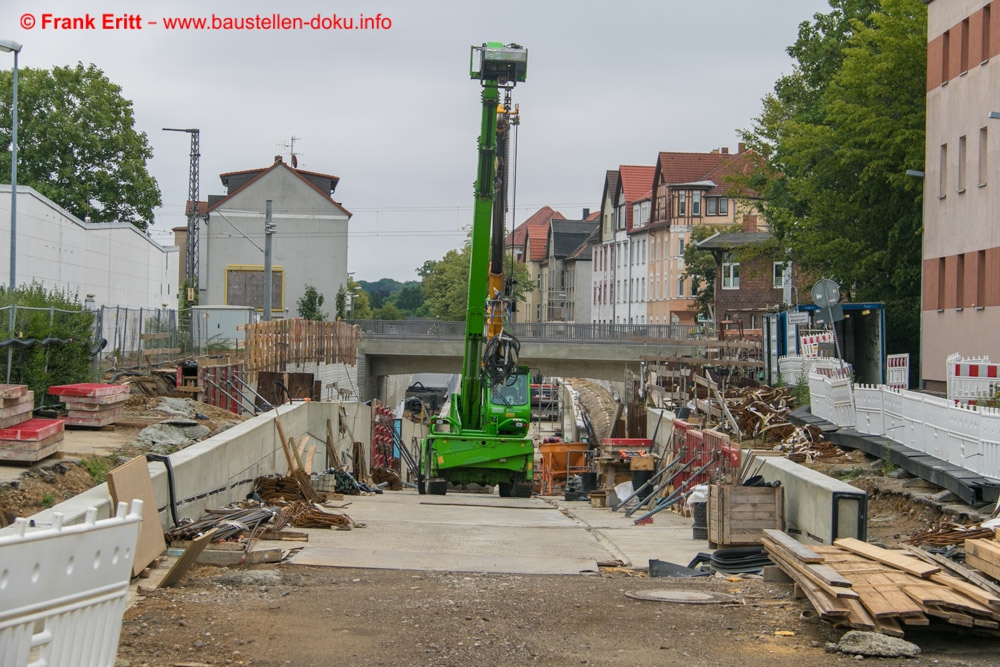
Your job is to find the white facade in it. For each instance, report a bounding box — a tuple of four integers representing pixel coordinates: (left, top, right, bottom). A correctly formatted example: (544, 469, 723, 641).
(201, 163, 350, 318)
(0, 185, 179, 309)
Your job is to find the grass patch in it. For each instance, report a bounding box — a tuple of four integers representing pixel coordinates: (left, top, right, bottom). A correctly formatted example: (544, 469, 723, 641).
(81, 457, 110, 484)
(40, 493, 55, 508)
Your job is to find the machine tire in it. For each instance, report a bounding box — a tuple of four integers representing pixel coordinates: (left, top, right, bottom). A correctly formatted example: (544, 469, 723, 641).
(498, 482, 513, 498)
(426, 479, 448, 496)
(417, 474, 425, 495)
(513, 482, 533, 498)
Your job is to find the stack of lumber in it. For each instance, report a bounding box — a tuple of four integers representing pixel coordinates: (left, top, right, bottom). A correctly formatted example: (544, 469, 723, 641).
(49, 382, 129, 427)
(0, 384, 64, 463)
(0, 384, 35, 427)
(965, 538, 1000, 582)
(762, 529, 1000, 637)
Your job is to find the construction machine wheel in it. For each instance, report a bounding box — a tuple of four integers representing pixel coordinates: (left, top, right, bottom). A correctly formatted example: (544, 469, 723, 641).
(426, 479, 448, 495)
(498, 482, 513, 498)
(513, 482, 533, 498)
(417, 474, 425, 495)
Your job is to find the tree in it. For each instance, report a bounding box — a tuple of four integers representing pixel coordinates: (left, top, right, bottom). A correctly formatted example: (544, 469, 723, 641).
(740, 0, 925, 359)
(335, 285, 348, 320)
(0, 63, 162, 230)
(422, 234, 533, 321)
(374, 302, 404, 320)
(684, 224, 741, 320)
(296, 284, 326, 321)
(347, 277, 372, 319)
(393, 284, 425, 316)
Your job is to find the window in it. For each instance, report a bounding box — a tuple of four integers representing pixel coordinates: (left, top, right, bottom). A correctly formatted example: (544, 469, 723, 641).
(773, 261, 792, 289)
(678, 192, 686, 216)
(959, 135, 967, 192)
(940, 143, 948, 198)
(641, 239, 646, 264)
(937, 257, 946, 309)
(641, 278, 646, 301)
(961, 18, 970, 73)
(678, 237, 685, 256)
(957, 253, 965, 308)
(536, 304, 541, 321)
(943, 30, 951, 82)
(722, 253, 740, 289)
(977, 249, 987, 307)
(984, 4, 992, 64)
(719, 198, 728, 215)
(980, 126, 988, 186)
(706, 197, 717, 216)
(677, 276, 685, 297)
(225, 265, 284, 311)
(692, 192, 701, 216)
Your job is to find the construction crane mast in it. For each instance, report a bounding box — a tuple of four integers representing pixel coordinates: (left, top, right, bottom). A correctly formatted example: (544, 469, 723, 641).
(163, 128, 201, 289)
(417, 43, 532, 498)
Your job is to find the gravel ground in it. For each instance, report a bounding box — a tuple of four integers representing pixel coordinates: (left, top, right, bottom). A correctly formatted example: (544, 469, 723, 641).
(117, 565, 1000, 667)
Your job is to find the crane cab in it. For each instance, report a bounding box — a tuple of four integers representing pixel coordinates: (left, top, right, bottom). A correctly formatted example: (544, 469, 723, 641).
(486, 366, 530, 437)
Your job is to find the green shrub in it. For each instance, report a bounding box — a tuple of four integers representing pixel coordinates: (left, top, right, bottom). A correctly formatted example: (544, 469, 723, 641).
(81, 456, 110, 484)
(0, 282, 97, 403)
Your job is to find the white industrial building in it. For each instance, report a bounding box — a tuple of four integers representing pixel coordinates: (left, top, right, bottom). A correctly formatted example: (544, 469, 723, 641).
(0, 185, 179, 309)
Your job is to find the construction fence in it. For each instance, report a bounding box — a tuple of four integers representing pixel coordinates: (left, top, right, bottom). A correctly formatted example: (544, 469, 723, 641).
(241, 319, 358, 384)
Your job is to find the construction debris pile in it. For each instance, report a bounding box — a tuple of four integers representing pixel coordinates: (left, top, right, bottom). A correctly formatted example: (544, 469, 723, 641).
(0, 384, 65, 463)
(762, 529, 1000, 637)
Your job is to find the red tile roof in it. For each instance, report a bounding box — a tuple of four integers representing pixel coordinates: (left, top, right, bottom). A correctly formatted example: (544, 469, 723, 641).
(505, 206, 565, 262)
(585, 210, 600, 222)
(617, 165, 655, 230)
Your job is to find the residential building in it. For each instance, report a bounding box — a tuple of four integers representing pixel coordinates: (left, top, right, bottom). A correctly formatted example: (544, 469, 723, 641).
(591, 171, 619, 323)
(607, 165, 656, 324)
(921, 1, 1000, 390)
(506, 206, 565, 322)
(542, 217, 600, 322)
(645, 147, 759, 327)
(185, 156, 351, 318)
(0, 185, 179, 309)
(695, 224, 800, 334)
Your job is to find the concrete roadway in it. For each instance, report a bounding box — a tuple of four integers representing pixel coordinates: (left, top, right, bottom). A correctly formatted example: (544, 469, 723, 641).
(287, 490, 709, 575)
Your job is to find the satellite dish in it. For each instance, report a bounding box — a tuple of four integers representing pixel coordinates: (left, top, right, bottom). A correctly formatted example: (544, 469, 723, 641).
(811, 279, 840, 308)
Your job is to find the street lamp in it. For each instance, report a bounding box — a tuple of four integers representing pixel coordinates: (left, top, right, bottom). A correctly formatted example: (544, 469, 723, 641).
(0, 39, 22, 290)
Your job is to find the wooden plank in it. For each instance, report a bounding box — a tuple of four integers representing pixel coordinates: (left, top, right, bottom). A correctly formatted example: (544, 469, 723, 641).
(158, 528, 217, 588)
(140, 333, 172, 340)
(834, 537, 940, 578)
(326, 419, 342, 470)
(874, 615, 905, 638)
(107, 457, 168, 578)
(304, 444, 317, 475)
(763, 529, 825, 563)
(141, 347, 181, 358)
(966, 539, 1000, 579)
(930, 572, 1000, 609)
(902, 544, 1000, 597)
(766, 547, 858, 599)
(842, 597, 878, 631)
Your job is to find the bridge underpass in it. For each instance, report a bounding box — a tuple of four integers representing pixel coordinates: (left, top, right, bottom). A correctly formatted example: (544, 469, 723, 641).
(351, 320, 706, 401)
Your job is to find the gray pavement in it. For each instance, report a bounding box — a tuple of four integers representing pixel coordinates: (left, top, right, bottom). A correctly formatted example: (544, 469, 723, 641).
(287, 489, 709, 575)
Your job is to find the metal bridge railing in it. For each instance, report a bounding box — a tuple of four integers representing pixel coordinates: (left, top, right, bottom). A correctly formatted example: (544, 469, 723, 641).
(349, 319, 701, 343)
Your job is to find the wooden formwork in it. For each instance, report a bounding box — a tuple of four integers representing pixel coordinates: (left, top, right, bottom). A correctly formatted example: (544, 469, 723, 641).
(240, 320, 359, 383)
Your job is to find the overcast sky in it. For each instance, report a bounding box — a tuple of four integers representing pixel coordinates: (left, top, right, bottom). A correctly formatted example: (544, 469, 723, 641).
(1, 0, 833, 283)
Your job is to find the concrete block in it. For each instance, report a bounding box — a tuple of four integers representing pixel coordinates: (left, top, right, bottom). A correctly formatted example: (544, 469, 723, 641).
(757, 456, 867, 545)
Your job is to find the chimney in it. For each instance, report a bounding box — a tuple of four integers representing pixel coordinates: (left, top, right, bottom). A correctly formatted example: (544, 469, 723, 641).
(582, 208, 590, 218)
(721, 147, 729, 155)
(742, 215, 758, 233)
(711, 148, 719, 154)
(274, 155, 283, 163)
(738, 142, 746, 153)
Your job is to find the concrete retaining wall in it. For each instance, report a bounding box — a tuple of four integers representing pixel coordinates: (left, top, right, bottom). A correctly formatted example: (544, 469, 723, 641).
(0, 401, 428, 536)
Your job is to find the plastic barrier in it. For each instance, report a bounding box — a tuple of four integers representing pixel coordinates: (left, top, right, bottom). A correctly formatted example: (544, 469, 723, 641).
(0, 500, 142, 667)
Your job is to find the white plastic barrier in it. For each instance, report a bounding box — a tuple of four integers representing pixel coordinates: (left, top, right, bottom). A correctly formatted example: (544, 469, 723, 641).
(809, 372, 856, 428)
(778, 355, 805, 386)
(947, 352, 1000, 404)
(886, 353, 910, 389)
(853, 384, 884, 434)
(0, 500, 142, 667)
